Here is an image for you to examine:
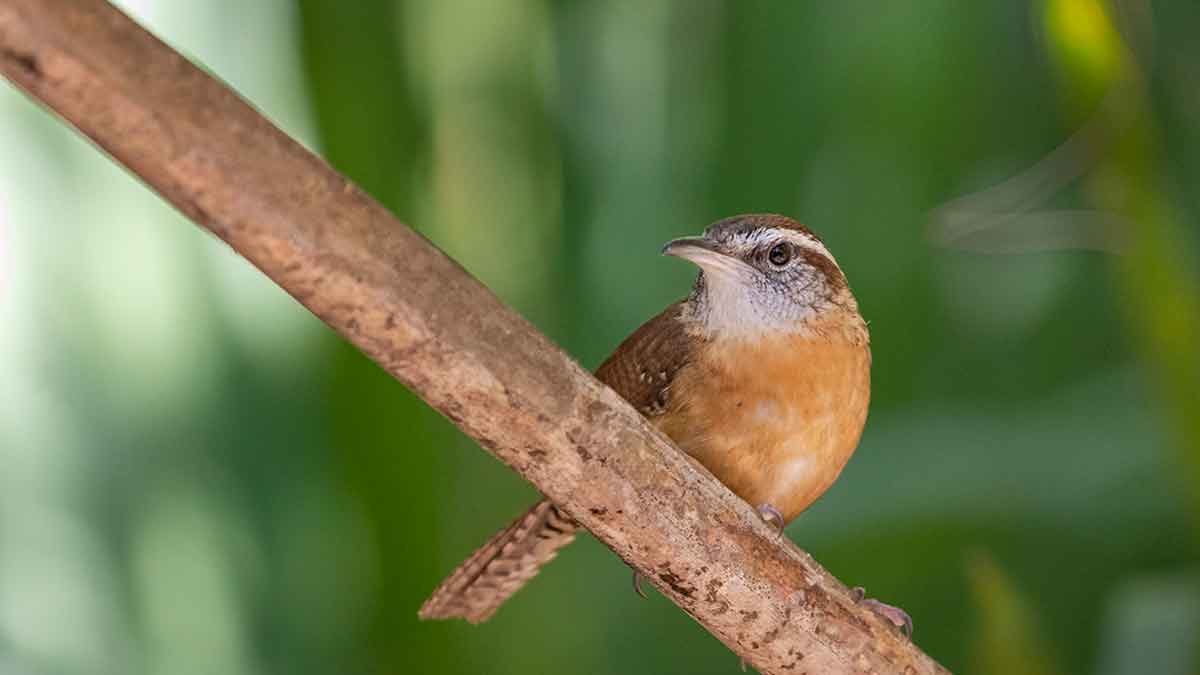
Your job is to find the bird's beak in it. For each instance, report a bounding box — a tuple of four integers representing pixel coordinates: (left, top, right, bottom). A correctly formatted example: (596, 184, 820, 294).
(661, 236, 749, 276)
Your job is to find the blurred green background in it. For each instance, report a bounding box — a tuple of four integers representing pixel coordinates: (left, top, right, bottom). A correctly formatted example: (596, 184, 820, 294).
(1, 0, 1198, 673)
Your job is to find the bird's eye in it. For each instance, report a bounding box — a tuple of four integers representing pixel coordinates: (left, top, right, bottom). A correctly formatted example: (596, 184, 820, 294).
(768, 243, 791, 267)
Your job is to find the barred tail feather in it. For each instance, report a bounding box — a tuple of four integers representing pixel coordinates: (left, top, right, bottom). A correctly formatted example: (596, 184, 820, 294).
(418, 499, 578, 623)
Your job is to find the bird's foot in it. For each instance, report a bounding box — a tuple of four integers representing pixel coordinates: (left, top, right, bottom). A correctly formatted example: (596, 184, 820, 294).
(632, 569, 648, 599)
(851, 586, 912, 638)
(756, 503, 786, 537)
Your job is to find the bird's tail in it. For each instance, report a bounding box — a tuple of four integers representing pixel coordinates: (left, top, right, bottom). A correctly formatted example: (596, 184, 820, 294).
(419, 499, 578, 623)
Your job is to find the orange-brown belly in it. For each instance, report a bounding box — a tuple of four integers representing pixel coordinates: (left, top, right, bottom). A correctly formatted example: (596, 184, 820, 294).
(656, 332, 871, 523)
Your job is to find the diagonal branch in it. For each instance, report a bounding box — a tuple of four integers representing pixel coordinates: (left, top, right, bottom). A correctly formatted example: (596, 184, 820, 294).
(0, 1, 948, 673)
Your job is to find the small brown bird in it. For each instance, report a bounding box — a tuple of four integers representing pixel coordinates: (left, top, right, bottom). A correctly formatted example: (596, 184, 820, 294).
(420, 214, 904, 631)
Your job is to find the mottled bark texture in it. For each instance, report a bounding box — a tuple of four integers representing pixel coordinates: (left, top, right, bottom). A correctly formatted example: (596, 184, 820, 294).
(0, 2, 949, 673)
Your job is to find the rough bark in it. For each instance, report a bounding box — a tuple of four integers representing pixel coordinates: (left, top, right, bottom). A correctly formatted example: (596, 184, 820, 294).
(0, 2, 949, 673)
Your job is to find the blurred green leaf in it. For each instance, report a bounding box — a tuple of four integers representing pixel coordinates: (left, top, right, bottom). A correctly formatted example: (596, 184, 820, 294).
(1042, 0, 1127, 111)
(968, 552, 1063, 675)
(294, 2, 454, 673)
(295, 0, 422, 216)
(1041, 0, 1200, 526)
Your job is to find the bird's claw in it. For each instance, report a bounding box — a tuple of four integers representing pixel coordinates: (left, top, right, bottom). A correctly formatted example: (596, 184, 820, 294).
(632, 570, 648, 599)
(756, 503, 785, 537)
(851, 586, 912, 638)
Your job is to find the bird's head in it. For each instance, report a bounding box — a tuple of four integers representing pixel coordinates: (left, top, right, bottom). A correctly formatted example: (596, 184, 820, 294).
(663, 214, 861, 339)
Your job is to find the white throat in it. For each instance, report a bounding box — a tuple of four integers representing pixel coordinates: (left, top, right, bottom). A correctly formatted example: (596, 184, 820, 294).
(686, 271, 824, 339)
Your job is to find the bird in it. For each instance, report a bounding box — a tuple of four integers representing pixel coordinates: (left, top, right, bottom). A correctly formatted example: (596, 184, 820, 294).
(418, 213, 908, 633)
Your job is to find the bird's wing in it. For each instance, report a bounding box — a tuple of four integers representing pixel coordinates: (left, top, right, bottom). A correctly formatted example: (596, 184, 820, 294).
(594, 300, 699, 417)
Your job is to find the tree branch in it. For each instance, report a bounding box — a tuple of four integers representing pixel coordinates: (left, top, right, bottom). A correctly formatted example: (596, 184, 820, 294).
(0, 2, 949, 673)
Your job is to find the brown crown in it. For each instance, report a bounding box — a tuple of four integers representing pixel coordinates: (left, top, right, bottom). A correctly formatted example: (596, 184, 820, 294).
(703, 213, 822, 245)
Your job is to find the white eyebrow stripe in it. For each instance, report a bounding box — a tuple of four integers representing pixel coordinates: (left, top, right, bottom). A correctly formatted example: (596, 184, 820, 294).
(791, 236, 841, 270)
(761, 228, 843, 271)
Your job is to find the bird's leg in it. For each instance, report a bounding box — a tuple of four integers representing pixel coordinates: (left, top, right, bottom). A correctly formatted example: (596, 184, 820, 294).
(756, 503, 786, 537)
(850, 586, 913, 638)
(632, 569, 648, 599)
